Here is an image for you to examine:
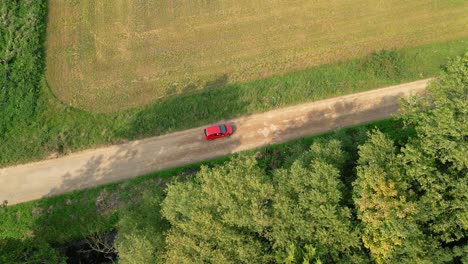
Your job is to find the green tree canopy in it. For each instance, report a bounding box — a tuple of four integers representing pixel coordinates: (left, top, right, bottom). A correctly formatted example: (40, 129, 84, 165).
(354, 52, 467, 263)
(399, 52, 468, 244)
(162, 157, 274, 263)
(114, 190, 169, 264)
(353, 130, 443, 263)
(271, 140, 363, 263)
(161, 141, 364, 263)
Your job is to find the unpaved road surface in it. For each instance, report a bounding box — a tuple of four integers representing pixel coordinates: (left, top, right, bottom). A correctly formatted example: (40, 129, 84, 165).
(0, 79, 430, 205)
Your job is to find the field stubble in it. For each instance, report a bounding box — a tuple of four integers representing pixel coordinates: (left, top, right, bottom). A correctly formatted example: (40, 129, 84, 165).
(46, 0, 468, 112)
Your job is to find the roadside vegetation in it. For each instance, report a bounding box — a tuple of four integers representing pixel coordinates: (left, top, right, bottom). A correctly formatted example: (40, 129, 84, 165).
(0, 1, 47, 163)
(1, 53, 466, 263)
(1, 0, 467, 167)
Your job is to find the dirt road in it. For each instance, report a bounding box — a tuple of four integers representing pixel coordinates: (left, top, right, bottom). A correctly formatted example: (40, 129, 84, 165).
(0, 79, 430, 205)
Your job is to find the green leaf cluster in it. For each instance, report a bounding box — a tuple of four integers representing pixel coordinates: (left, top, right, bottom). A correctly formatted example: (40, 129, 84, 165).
(0, 238, 65, 264)
(0, 201, 65, 263)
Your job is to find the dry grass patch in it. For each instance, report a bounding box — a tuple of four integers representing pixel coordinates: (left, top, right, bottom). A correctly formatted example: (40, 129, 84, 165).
(47, 0, 468, 112)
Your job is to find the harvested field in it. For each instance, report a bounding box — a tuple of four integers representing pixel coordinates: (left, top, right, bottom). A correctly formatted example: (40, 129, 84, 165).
(46, 0, 468, 112)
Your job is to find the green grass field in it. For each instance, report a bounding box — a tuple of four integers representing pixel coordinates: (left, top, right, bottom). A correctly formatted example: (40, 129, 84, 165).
(46, 0, 468, 112)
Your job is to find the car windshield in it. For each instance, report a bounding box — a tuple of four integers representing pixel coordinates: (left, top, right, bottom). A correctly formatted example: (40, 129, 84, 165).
(219, 125, 227, 133)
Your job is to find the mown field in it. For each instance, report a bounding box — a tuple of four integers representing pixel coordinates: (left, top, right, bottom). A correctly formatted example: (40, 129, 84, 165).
(46, 0, 468, 112)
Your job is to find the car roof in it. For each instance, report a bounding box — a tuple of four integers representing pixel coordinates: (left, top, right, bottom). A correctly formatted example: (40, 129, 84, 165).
(205, 125, 221, 136)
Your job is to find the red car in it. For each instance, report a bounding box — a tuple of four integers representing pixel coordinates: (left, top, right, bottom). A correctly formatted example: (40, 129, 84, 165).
(204, 124, 233, 140)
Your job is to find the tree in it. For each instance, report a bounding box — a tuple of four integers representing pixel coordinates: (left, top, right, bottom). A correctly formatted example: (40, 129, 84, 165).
(353, 130, 442, 263)
(272, 140, 363, 263)
(353, 52, 467, 263)
(161, 141, 365, 263)
(399, 52, 468, 245)
(114, 190, 169, 264)
(162, 157, 274, 263)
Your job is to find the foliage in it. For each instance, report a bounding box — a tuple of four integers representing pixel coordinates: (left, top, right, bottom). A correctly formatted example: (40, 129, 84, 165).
(297, 139, 348, 170)
(271, 141, 364, 263)
(400, 51, 468, 173)
(0, 238, 66, 264)
(161, 141, 365, 263)
(0, 201, 65, 263)
(0, 0, 45, 136)
(354, 53, 468, 263)
(114, 189, 169, 264)
(363, 50, 404, 79)
(399, 52, 468, 245)
(353, 131, 442, 263)
(162, 157, 274, 263)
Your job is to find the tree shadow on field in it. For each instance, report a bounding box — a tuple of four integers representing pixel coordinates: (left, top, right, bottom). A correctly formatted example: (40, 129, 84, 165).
(117, 73, 244, 139)
(170, 74, 230, 99)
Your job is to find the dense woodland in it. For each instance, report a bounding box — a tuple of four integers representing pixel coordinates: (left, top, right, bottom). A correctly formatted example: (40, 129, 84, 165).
(1, 0, 467, 263)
